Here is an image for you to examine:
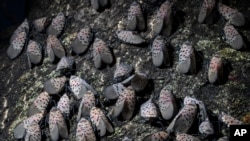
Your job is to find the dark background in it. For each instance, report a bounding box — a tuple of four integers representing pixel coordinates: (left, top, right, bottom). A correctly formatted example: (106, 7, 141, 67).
(0, 0, 29, 39)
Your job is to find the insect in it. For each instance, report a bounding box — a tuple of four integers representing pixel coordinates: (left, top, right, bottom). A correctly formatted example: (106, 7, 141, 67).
(167, 104, 197, 133)
(24, 123, 41, 141)
(28, 91, 50, 117)
(112, 86, 136, 120)
(184, 96, 208, 122)
(140, 98, 159, 122)
(223, 23, 244, 50)
(103, 83, 126, 100)
(176, 41, 196, 74)
(46, 35, 66, 63)
(198, 117, 214, 137)
(218, 3, 245, 26)
(151, 35, 170, 67)
(44, 76, 67, 95)
(113, 63, 134, 83)
(10, 18, 29, 43)
(90, 107, 114, 137)
(13, 113, 43, 140)
(56, 56, 75, 75)
(158, 85, 178, 120)
(208, 54, 224, 84)
(127, 1, 145, 31)
(92, 38, 113, 69)
(47, 12, 65, 36)
(71, 26, 93, 55)
(220, 112, 243, 127)
(69, 75, 97, 100)
(184, 96, 214, 137)
(33, 17, 49, 32)
(77, 90, 96, 121)
(91, 0, 108, 11)
(150, 0, 172, 37)
(142, 131, 169, 141)
(7, 31, 27, 60)
(176, 133, 201, 141)
(57, 93, 70, 117)
(26, 40, 42, 69)
(198, 0, 216, 24)
(49, 107, 69, 141)
(183, 96, 214, 136)
(116, 30, 145, 45)
(76, 117, 97, 141)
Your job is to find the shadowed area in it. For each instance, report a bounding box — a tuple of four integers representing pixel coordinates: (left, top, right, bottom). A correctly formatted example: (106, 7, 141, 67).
(0, 0, 250, 140)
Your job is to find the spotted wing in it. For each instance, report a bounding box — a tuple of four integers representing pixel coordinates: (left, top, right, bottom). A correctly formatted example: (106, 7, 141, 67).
(150, 16, 163, 38)
(7, 32, 27, 59)
(112, 97, 125, 118)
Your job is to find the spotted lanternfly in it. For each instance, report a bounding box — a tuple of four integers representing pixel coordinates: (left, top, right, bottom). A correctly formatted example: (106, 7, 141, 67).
(77, 90, 96, 121)
(76, 117, 97, 141)
(26, 40, 42, 69)
(127, 1, 145, 31)
(57, 93, 70, 116)
(140, 98, 159, 121)
(218, 3, 245, 26)
(198, 0, 216, 24)
(103, 83, 125, 100)
(151, 35, 170, 67)
(24, 123, 41, 141)
(46, 35, 66, 63)
(183, 96, 213, 136)
(184, 96, 208, 122)
(223, 23, 244, 50)
(158, 86, 178, 120)
(47, 12, 65, 36)
(13, 113, 43, 140)
(49, 108, 68, 141)
(208, 54, 224, 83)
(44, 76, 67, 95)
(10, 18, 29, 43)
(56, 56, 75, 73)
(92, 38, 113, 69)
(72, 26, 93, 55)
(167, 104, 197, 133)
(176, 41, 196, 74)
(114, 63, 134, 83)
(33, 17, 48, 32)
(69, 75, 97, 100)
(176, 133, 201, 141)
(90, 107, 114, 137)
(7, 31, 27, 60)
(218, 136, 229, 141)
(150, 0, 172, 37)
(112, 86, 136, 120)
(220, 112, 243, 127)
(116, 30, 145, 45)
(130, 72, 148, 92)
(23, 113, 43, 129)
(91, 0, 108, 11)
(142, 131, 170, 141)
(28, 91, 50, 117)
(199, 118, 214, 137)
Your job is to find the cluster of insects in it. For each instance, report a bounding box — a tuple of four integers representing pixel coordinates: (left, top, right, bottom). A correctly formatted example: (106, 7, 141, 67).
(7, 0, 247, 140)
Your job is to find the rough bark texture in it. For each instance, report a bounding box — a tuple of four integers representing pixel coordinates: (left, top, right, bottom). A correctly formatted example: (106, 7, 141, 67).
(0, 0, 250, 140)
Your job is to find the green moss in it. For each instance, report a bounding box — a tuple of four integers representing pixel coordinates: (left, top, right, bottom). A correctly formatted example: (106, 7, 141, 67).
(218, 48, 250, 62)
